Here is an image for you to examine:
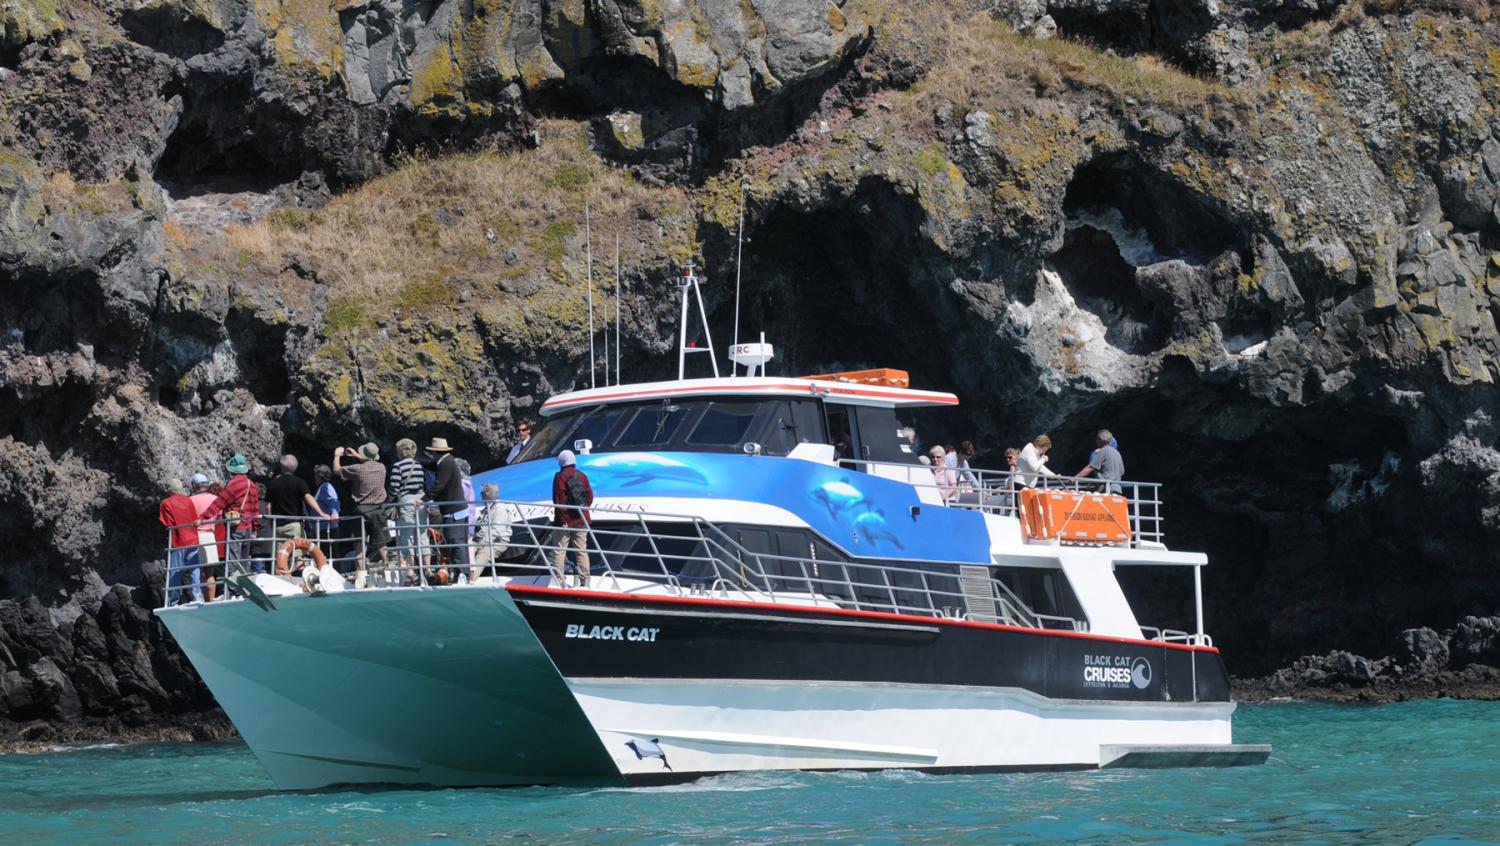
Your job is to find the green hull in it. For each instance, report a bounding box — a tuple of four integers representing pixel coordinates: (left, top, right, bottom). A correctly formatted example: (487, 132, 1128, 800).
(157, 587, 624, 790)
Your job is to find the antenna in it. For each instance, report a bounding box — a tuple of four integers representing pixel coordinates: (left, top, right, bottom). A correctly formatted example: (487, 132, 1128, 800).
(731, 179, 747, 376)
(676, 263, 720, 380)
(586, 200, 594, 390)
(614, 234, 621, 386)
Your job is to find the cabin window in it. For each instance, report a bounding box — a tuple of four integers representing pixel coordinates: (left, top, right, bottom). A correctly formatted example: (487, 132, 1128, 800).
(853, 406, 917, 464)
(758, 400, 825, 456)
(615, 402, 692, 447)
(512, 413, 577, 462)
(570, 407, 628, 451)
(686, 402, 760, 446)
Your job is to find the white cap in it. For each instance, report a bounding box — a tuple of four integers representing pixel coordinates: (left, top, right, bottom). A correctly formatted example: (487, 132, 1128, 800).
(558, 450, 576, 467)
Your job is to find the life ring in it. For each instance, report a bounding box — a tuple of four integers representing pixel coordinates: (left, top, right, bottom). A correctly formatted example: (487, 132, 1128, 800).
(275, 537, 327, 576)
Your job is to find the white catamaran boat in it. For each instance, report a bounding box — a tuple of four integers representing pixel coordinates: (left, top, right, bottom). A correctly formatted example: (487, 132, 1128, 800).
(157, 268, 1268, 789)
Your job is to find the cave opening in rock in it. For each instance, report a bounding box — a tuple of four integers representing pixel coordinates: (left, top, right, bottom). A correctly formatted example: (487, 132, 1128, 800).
(700, 180, 962, 394)
(1046, 224, 1165, 354)
(1063, 153, 1240, 263)
(120, 7, 226, 59)
(154, 74, 296, 188)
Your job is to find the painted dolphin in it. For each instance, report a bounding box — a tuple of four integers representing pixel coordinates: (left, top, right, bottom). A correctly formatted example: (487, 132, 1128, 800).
(853, 509, 905, 549)
(810, 478, 871, 519)
(583, 453, 711, 488)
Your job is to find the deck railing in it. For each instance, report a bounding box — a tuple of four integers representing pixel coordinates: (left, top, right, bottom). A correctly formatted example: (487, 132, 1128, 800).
(160, 500, 1088, 632)
(160, 497, 1204, 646)
(837, 459, 1165, 547)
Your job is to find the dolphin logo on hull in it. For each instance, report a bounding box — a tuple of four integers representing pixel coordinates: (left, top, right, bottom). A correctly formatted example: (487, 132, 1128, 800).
(853, 509, 905, 549)
(583, 453, 711, 487)
(810, 478, 871, 519)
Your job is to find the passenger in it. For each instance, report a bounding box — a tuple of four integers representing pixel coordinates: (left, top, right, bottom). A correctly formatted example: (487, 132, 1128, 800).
(334, 443, 390, 585)
(1016, 435, 1057, 489)
(550, 450, 594, 587)
(835, 420, 855, 463)
(900, 427, 918, 457)
(955, 441, 980, 492)
(1075, 429, 1124, 494)
(311, 464, 340, 547)
(456, 458, 477, 537)
(506, 419, 533, 465)
(266, 455, 331, 545)
(196, 454, 261, 576)
(416, 437, 469, 583)
(160, 479, 201, 606)
(204, 481, 227, 590)
(471, 482, 519, 581)
(388, 438, 426, 579)
(997, 447, 1021, 509)
(929, 445, 958, 501)
(188, 475, 221, 602)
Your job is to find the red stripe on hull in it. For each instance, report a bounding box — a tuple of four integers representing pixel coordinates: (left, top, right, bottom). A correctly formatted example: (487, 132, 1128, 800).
(503, 584, 1218, 654)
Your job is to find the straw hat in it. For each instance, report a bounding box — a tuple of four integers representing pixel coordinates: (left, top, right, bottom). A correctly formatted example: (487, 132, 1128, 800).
(426, 437, 453, 452)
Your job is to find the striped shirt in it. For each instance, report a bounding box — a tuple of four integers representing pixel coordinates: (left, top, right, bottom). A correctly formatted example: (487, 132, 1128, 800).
(388, 458, 425, 500)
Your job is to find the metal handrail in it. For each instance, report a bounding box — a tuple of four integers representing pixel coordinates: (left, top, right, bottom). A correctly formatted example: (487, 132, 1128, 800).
(834, 459, 1165, 547)
(158, 498, 1205, 643)
(159, 500, 1089, 630)
(162, 513, 369, 606)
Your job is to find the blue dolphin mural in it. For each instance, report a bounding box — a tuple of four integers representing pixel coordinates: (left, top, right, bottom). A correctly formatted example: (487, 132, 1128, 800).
(583, 453, 711, 487)
(853, 509, 905, 549)
(810, 478, 871, 520)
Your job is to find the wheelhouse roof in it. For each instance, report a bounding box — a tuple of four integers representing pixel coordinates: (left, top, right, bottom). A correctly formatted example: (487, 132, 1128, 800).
(539, 376, 959, 416)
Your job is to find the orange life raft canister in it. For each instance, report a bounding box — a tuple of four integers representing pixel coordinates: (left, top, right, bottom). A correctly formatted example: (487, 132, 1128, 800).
(1018, 489, 1133, 544)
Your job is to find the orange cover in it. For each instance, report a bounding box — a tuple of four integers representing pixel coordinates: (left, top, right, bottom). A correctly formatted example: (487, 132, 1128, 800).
(798, 368, 911, 387)
(1018, 489, 1132, 544)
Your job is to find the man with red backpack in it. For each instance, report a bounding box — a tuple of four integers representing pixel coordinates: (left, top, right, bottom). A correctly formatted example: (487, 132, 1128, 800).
(550, 450, 593, 588)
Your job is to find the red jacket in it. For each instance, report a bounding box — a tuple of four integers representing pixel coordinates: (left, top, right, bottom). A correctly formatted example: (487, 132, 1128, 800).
(552, 468, 593, 527)
(159, 494, 200, 549)
(198, 474, 260, 531)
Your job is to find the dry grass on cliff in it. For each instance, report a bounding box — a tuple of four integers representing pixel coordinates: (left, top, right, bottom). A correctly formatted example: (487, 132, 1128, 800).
(894, 0, 1247, 118)
(226, 121, 686, 327)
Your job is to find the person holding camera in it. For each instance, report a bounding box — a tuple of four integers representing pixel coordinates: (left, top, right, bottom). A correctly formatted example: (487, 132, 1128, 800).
(334, 443, 389, 581)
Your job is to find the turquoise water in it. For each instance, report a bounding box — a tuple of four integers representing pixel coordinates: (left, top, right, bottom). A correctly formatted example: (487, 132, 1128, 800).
(2, 700, 1499, 845)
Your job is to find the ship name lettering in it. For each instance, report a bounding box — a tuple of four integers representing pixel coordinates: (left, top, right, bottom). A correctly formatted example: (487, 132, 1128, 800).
(1082, 665, 1131, 685)
(565, 624, 659, 642)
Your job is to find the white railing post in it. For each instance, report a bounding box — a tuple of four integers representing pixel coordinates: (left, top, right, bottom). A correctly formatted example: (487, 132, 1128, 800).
(1194, 562, 1205, 647)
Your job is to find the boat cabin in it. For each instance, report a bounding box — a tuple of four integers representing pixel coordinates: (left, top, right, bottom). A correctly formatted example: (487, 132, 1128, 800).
(512, 373, 957, 465)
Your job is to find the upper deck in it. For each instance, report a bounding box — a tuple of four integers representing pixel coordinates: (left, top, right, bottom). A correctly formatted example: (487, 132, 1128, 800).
(517, 374, 954, 468)
(539, 376, 959, 414)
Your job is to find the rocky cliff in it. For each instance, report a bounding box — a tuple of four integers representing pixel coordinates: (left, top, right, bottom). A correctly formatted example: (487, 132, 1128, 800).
(1, 0, 1499, 733)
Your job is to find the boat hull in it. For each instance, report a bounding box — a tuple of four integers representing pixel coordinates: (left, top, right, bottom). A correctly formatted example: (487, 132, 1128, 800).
(159, 586, 1244, 790)
(573, 678, 1233, 784)
(156, 587, 623, 790)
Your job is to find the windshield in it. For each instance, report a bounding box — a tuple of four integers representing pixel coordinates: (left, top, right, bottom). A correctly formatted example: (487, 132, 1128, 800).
(511, 397, 791, 462)
(616, 402, 691, 447)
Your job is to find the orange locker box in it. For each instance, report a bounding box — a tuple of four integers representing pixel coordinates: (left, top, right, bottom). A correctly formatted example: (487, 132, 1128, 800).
(1018, 489, 1132, 544)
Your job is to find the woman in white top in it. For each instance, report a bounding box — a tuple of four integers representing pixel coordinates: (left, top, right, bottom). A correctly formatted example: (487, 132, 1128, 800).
(1016, 435, 1057, 489)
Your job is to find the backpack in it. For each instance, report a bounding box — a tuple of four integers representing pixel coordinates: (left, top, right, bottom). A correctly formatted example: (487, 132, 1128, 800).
(563, 470, 588, 507)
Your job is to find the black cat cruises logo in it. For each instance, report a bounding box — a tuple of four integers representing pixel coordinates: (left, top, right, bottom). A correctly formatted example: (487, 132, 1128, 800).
(1083, 654, 1152, 690)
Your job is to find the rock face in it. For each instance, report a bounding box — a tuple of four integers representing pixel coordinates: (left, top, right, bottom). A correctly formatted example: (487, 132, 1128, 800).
(1236, 618, 1500, 702)
(2, 0, 1500, 733)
